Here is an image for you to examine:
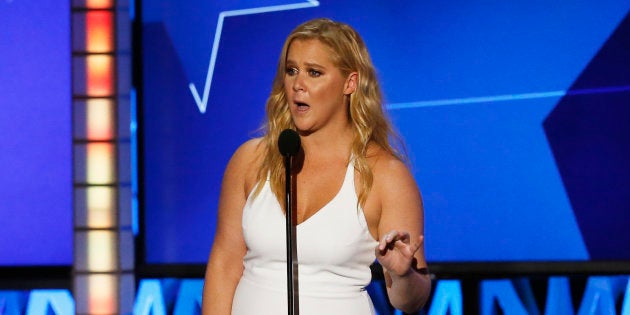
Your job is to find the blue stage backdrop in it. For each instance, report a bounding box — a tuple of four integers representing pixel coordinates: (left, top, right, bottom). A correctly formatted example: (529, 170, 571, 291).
(0, 0, 73, 266)
(138, 1, 630, 269)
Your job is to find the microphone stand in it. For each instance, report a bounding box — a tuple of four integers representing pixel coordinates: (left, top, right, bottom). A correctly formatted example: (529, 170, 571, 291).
(284, 154, 299, 315)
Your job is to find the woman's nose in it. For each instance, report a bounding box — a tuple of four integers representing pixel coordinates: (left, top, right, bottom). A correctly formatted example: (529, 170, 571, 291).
(292, 73, 305, 92)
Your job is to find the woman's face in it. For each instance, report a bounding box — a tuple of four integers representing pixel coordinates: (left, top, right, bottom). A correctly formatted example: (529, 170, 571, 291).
(284, 39, 356, 134)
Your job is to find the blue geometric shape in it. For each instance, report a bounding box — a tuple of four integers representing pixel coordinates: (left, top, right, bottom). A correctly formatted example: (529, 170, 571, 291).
(622, 277, 630, 315)
(544, 277, 574, 315)
(173, 279, 203, 315)
(25, 290, 74, 315)
(395, 97, 588, 263)
(0, 291, 28, 315)
(577, 276, 628, 315)
(543, 11, 630, 260)
(133, 280, 167, 315)
(428, 280, 463, 315)
(511, 278, 541, 315)
(480, 279, 529, 315)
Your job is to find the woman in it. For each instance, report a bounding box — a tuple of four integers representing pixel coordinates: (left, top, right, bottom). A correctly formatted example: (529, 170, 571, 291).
(202, 18, 431, 314)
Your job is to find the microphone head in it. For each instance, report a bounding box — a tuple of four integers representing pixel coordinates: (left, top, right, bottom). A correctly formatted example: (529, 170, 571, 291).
(278, 129, 301, 157)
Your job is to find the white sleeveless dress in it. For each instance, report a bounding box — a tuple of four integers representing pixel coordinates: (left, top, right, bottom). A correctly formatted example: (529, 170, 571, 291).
(231, 160, 379, 315)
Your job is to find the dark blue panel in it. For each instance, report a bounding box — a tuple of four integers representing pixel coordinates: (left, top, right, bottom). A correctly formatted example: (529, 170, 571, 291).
(543, 13, 630, 260)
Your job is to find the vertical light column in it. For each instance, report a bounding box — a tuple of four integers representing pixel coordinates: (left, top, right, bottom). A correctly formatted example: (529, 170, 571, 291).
(72, 0, 134, 314)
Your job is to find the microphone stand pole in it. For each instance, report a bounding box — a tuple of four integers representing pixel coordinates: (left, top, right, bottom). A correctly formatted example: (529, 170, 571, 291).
(284, 155, 299, 315)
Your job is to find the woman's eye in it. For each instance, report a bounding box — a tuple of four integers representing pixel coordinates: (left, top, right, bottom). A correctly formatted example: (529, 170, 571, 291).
(308, 69, 322, 77)
(286, 67, 298, 76)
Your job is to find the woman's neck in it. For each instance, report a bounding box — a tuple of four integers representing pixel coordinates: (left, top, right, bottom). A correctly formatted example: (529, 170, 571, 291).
(299, 124, 354, 161)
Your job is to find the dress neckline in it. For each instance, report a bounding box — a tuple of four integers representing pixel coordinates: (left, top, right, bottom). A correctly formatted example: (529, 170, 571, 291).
(291, 159, 355, 227)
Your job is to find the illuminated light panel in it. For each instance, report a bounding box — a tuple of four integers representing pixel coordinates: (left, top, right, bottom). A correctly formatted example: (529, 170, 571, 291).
(87, 274, 118, 313)
(86, 11, 113, 53)
(87, 231, 116, 271)
(76, 1, 120, 314)
(87, 99, 114, 140)
(87, 143, 115, 184)
(87, 186, 115, 228)
(86, 0, 113, 9)
(87, 55, 113, 96)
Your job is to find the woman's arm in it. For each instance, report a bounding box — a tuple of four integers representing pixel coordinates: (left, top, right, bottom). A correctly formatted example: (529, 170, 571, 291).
(202, 140, 260, 315)
(372, 156, 431, 313)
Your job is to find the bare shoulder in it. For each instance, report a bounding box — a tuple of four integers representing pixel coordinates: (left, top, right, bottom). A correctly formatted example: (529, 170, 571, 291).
(367, 146, 417, 190)
(227, 138, 265, 172)
(224, 137, 265, 193)
(367, 145, 423, 226)
(231, 138, 264, 162)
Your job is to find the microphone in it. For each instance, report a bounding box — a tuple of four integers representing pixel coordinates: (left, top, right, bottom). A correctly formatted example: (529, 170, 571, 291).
(278, 129, 301, 157)
(278, 128, 301, 315)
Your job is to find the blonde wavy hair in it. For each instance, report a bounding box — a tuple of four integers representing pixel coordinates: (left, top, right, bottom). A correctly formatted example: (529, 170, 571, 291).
(255, 18, 405, 207)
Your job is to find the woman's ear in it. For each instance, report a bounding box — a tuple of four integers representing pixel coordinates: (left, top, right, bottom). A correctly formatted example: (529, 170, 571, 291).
(344, 72, 358, 95)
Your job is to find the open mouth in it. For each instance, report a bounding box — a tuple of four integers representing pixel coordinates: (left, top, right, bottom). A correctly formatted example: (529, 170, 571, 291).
(295, 102, 310, 110)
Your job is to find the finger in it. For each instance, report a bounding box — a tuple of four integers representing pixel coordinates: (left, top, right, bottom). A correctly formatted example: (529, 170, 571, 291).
(410, 239, 421, 254)
(392, 234, 422, 256)
(379, 230, 413, 252)
(407, 235, 428, 261)
(378, 230, 398, 251)
(418, 235, 424, 244)
(390, 231, 411, 246)
(397, 231, 411, 244)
